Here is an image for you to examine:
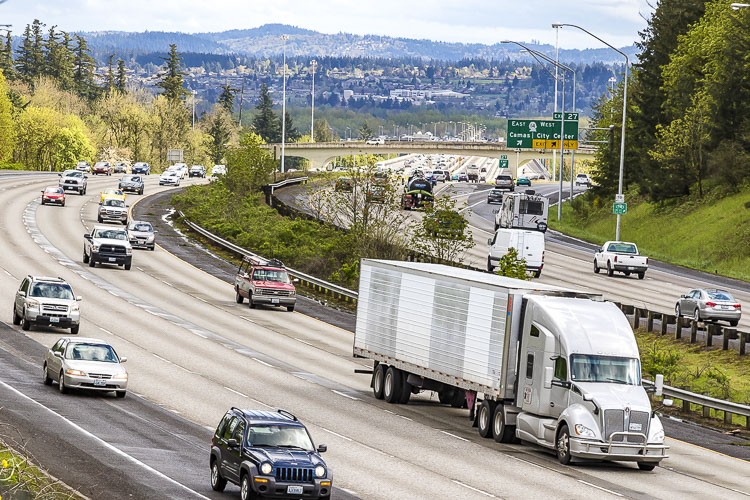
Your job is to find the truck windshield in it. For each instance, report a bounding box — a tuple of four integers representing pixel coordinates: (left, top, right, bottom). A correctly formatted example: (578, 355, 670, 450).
(570, 355, 641, 385)
(608, 243, 637, 254)
(253, 269, 291, 283)
(519, 200, 544, 215)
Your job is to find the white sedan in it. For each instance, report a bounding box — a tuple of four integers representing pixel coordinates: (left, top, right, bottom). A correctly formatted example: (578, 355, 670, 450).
(159, 171, 181, 186)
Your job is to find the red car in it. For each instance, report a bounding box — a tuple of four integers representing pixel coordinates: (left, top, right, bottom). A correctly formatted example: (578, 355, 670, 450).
(41, 186, 66, 206)
(92, 161, 112, 175)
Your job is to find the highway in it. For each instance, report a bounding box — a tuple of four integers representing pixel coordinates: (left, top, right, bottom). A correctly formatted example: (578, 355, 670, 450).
(0, 172, 749, 499)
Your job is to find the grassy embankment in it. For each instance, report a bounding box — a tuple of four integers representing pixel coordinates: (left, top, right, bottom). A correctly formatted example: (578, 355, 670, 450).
(548, 187, 750, 282)
(1, 440, 84, 499)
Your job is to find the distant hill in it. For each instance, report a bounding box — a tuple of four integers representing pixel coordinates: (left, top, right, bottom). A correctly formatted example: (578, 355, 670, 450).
(80, 24, 636, 65)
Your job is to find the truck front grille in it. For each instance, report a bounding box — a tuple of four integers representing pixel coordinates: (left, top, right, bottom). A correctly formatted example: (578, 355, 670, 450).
(627, 411, 650, 442)
(256, 288, 293, 296)
(99, 245, 126, 254)
(604, 409, 650, 442)
(42, 304, 68, 313)
(88, 373, 112, 380)
(275, 467, 313, 483)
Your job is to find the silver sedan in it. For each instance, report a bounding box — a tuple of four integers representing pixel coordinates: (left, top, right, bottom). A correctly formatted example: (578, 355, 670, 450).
(43, 337, 129, 397)
(675, 288, 741, 326)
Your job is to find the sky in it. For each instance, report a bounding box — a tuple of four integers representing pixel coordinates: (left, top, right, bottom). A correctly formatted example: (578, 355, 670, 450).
(0, 0, 651, 49)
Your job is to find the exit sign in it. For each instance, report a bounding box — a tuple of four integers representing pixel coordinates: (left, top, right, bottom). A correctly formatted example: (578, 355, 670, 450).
(613, 203, 627, 215)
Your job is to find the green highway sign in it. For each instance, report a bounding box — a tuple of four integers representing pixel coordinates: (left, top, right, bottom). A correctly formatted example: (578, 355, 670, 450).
(500, 154, 508, 160)
(507, 118, 579, 150)
(613, 202, 627, 215)
(553, 112, 579, 121)
(499, 159, 509, 169)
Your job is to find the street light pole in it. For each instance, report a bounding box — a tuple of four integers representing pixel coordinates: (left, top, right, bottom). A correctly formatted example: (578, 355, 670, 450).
(280, 34, 289, 173)
(554, 23, 628, 240)
(553, 25, 560, 182)
(310, 59, 317, 142)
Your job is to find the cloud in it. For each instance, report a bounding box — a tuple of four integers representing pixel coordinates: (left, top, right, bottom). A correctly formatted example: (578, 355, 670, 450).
(0, 0, 647, 49)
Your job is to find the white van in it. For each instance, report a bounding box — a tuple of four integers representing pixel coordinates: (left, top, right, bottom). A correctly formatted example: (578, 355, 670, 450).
(487, 228, 545, 278)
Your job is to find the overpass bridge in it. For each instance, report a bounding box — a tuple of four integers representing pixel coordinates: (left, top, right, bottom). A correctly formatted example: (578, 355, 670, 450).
(262, 141, 596, 177)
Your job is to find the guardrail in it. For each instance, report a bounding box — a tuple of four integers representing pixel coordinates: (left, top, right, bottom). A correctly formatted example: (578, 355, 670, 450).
(266, 176, 308, 195)
(178, 213, 358, 305)
(644, 380, 750, 429)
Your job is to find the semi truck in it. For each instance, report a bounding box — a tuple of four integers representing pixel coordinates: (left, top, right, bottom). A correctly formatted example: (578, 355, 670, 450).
(354, 260, 669, 468)
(494, 190, 549, 232)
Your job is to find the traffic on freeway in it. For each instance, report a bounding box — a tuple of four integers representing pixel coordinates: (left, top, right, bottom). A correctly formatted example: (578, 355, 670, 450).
(1, 163, 749, 500)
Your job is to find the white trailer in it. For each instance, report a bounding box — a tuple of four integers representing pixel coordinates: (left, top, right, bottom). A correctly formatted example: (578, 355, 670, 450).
(354, 260, 669, 468)
(494, 190, 549, 232)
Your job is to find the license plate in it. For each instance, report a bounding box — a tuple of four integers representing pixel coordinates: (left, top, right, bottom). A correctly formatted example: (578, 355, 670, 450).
(627, 266, 634, 270)
(108, 257, 116, 262)
(287, 486, 303, 495)
(721, 305, 731, 310)
(629, 423, 642, 431)
(49, 317, 59, 323)
(93, 379, 107, 387)
(271, 298, 280, 304)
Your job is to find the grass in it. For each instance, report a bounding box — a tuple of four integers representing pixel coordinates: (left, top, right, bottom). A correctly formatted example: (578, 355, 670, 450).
(548, 187, 750, 281)
(1, 441, 83, 499)
(635, 328, 750, 431)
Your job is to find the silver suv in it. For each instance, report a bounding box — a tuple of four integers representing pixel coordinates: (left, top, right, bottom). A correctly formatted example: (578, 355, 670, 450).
(59, 170, 87, 195)
(12, 276, 82, 334)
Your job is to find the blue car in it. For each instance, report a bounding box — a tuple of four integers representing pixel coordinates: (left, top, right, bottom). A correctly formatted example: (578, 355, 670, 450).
(516, 176, 531, 186)
(210, 408, 332, 499)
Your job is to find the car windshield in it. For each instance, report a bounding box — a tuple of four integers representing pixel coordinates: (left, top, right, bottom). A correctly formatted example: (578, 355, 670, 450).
(570, 355, 641, 385)
(520, 200, 544, 215)
(124, 175, 141, 182)
(29, 282, 74, 299)
(103, 199, 125, 207)
(65, 171, 83, 178)
(95, 162, 108, 167)
(246, 425, 314, 451)
(498, 176, 511, 181)
(65, 343, 119, 363)
(577, 174, 588, 179)
(129, 222, 152, 232)
(93, 229, 127, 240)
(105, 190, 123, 195)
(45, 187, 63, 194)
(252, 269, 291, 283)
(608, 243, 637, 254)
(706, 290, 735, 301)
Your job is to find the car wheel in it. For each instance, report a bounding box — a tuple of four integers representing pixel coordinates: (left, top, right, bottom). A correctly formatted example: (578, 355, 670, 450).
(70, 324, 79, 335)
(240, 473, 254, 500)
(58, 371, 68, 394)
(606, 261, 614, 277)
(730, 320, 739, 327)
(487, 257, 494, 273)
(478, 399, 495, 438)
(249, 294, 256, 309)
(83, 251, 89, 263)
(637, 462, 656, 471)
(61, 202, 65, 207)
(593, 259, 600, 274)
(149, 245, 155, 251)
(235, 290, 244, 304)
(115, 391, 126, 398)
(21, 312, 31, 331)
(287, 305, 295, 312)
(556, 425, 572, 465)
(372, 364, 386, 399)
(89, 257, 95, 267)
(675, 304, 681, 317)
(534, 270, 541, 278)
(694, 308, 701, 323)
(210, 460, 227, 492)
(124, 263, 131, 270)
(12, 305, 21, 325)
(43, 364, 52, 385)
(638, 272, 645, 280)
(383, 366, 403, 404)
(97, 216, 103, 223)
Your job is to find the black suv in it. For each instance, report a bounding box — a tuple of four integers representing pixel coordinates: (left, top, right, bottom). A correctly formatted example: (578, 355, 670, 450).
(210, 408, 331, 500)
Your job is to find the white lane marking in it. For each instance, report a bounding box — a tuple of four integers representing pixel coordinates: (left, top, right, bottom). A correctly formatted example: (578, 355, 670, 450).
(356, 441, 392, 457)
(504, 454, 544, 469)
(251, 357, 275, 368)
(108, 290, 119, 297)
(136, 267, 145, 272)
(331, 390, 360, 401)
(339, 488, 359, 496)
(2, 269, 13, 277)
(194, 296, 208, 303)
(320, 427, 353, 442)
(458, 198, 487, 214)
(577, 480, 624, 497)
(161, 280, 173, 287)
(248, 397, 272, 409)
(99, 327, 113, 335)
(152, 354, 174, 365)
(294, 337, 314, 346)
(0, 379, 211, 500)
(383, 410, 412, 421)
(224, 387, 248, 398)
(451, 480, 496, 498)
(440, 430, 469, 442)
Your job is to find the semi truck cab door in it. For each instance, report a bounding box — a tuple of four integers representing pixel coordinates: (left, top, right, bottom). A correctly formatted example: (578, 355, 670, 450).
(549, 355, 569, 418)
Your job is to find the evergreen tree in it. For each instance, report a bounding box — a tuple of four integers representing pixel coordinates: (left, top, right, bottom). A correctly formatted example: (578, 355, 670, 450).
(72, 34, 97, 100)
(156, 44, 188, 101)
(218, 81, 238, 113)
(359, 121, 374, 140)
(313, 118, 334, 142)
(15, 24, 35, 85)
(252, 83, 280, 142)
(104, 54, 115, 94)
(205, 110, 232, 164)
(0, 31, 15, 81)
(116, 59, 127, 93)
(282, 111, 300, 142)
(45, 27, 74, 90)
(0, 69, 15, 164)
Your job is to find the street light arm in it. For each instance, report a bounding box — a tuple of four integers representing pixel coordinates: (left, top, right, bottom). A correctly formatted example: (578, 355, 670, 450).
(552, 23, 629, 66)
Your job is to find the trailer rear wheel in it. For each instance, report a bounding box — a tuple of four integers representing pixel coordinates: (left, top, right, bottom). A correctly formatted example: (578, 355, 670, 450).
(398, 375, 412, 404)
(383, 366, 402, 404)
(492, 404, 516, 443)
(372, 364, 386, 400)
(478, 400, 495, 438)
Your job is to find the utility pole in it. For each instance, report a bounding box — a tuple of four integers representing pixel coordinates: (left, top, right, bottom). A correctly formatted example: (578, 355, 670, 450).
(553, 25, 560, 182)
(280, 34, 289, 173)
(310, 59, 317, 142)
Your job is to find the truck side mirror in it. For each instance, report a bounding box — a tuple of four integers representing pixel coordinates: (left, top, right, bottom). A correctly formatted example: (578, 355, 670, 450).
(227, 438, 239, 448)
(680, 294, 686, 299)
(317, 444, 327, 453)
(487, 238, 493, 245)
(654, 374, 664, 397)
(662, 399, 673, 407)
(543, 367, 553, 389)
(582, 393, 593, 401)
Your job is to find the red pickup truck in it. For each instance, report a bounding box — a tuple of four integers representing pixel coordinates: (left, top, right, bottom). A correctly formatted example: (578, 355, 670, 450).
(234, 256, 297, 311)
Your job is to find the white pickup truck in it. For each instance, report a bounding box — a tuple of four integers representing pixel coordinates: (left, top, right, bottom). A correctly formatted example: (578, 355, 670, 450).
(594, 241, 648, 279)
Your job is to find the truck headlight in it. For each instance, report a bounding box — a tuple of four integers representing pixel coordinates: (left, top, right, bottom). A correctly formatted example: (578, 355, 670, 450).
(70, 302, 79, 312)
(314, 465, 326, 478)
(147, 235, 154, 241)
(574, 424, 596, 438)
(66, 369, 86, 376)
(92, 245, 99, 252)
(260, 462, 272, 475)
(651, 428, 664, 443)
(112, 373, 128, 380)
(126, 247, 132, 255)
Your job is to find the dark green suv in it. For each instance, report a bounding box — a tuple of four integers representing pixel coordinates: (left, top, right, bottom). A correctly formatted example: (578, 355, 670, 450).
(210, 408, 332, 499)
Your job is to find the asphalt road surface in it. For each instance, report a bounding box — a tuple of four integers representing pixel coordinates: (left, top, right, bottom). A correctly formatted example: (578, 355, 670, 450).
(0, 172, 748, 499)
